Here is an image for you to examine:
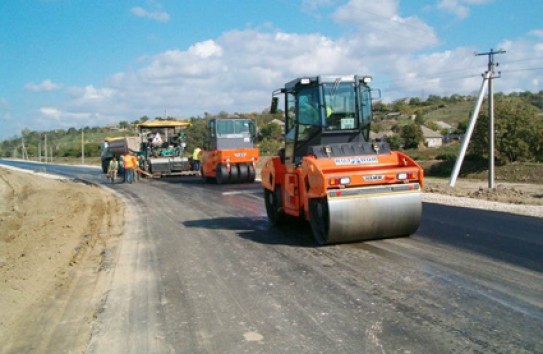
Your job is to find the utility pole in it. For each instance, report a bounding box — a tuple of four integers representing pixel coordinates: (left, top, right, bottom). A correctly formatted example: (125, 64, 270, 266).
(81, 130, 85, 165)
(44, 134, 48, 163)
(449, 48, 505, 187)
(478, 49, 505, 189)
(21, 137, 28, 160)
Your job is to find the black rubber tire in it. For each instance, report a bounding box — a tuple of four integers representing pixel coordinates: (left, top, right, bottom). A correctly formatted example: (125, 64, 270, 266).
(264, 187, 284, 225)
(309, 198, 330, 245)
(229, 164, 240, 183)
(248, 164, 256, 182)
(216, 164, 229, 184)
(238, 163, 249, 183)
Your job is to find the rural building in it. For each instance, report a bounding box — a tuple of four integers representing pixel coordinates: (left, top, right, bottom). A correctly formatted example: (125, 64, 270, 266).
(435, 121, 453, 133)
(421, 126, 443, 147)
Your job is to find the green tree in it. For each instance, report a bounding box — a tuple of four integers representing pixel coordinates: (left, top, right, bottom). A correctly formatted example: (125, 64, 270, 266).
(426, 95, 444, 106)
(184, 118, 209, 152)
(372, 101, 389, 113)
(259, 137, 282, 155)
(455, 119, 468, 134)
(259, 122, 282, 141)
(400, 123, 423, 149)
(119, 121, 131, 129)
(470, 97, 542, 163)
(426, 121, 440, 132)
(391, 99, 410, 115)
(414, 114, 425, 126)
(387, 135, 402, 150)
(408, 97, 422, 106)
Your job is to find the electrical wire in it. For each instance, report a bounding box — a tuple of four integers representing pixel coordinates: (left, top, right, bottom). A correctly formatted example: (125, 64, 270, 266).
(501, 57, 543, 64)
(501, 67, 543, 73)
(385, 74, 481, 93)
(380, 63, 543, 94)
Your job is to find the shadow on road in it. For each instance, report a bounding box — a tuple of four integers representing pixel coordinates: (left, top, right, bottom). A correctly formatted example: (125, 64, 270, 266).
(418, 203, 543, 273)
(182, 216, 316, 247)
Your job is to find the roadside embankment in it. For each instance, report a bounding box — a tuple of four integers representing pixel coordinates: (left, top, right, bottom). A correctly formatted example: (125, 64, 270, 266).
(0, 167, 123, 353)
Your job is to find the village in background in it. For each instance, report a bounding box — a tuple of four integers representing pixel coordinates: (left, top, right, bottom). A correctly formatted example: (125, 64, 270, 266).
(1, 90, 542, 183)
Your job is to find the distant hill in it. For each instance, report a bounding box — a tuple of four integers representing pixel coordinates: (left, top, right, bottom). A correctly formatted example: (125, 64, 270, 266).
(1, 91, 541, 160)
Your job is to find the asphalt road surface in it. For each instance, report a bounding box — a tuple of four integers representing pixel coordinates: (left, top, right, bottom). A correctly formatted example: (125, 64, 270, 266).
(2, 160, 542, 353)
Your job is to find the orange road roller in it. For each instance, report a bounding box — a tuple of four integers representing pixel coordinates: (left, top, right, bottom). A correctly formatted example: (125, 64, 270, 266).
(200, 118, 259, 184)
(261, 75, 424, 244)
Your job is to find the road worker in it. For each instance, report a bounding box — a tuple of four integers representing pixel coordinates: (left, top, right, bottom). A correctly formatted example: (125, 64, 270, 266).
(131, 152, 140, 182)
(107, 156, 119, 183)
(122, 152, 135, 183)
(192, 147, 202, 171)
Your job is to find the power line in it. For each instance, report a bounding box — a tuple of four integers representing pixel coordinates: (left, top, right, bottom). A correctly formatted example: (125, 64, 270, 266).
(501, 57, 543, 64)
(380, 64, 541, 94)
(385, 73, 481, 93)
(501, 67, 543, 73)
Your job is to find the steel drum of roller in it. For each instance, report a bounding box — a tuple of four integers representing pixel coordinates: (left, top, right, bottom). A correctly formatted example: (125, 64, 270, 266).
(309, 183, 422, 245)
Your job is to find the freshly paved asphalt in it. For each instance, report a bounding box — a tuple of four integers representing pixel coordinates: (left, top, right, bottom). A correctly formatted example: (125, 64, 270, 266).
(2, 159, 542, 353)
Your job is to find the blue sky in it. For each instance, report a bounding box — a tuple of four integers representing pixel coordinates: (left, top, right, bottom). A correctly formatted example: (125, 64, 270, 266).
(1, 0, 542, 140)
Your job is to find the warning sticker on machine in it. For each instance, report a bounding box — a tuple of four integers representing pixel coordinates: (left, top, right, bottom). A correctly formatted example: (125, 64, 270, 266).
(334, 156, 378, 165)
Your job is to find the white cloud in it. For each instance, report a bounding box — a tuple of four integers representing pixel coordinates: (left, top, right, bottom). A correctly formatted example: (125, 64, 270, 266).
(57, 24, 542, 122)
(40, 107, 62, 119)
(68, 85, 116, 101)
(382, 47, 485, 98)
(131, 6, 170, 22)
(300, 0, 337, 17)
(33, 0, 539, 130)
(59, 30, 366, 120)
(332, 0, 439, 52)
(37, 105, 119, 130)
(529, 29, 543, 39)
(189, 40, 223, 59)
(437, 0, 493, 19)
(494, 36, 543, 93)
(24, 79, 62, 92)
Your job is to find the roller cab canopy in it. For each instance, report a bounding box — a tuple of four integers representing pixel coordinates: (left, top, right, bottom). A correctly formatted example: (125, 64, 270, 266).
(137, 119, 191, 130)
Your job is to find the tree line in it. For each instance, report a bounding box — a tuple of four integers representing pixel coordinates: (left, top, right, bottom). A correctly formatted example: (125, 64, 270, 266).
(1, 90, 542, 164)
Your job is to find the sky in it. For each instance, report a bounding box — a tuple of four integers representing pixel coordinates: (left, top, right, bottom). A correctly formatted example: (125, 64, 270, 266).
(1, 0, 542, 140)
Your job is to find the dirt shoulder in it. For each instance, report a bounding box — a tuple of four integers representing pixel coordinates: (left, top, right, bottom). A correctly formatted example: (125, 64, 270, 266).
(424, 177, 543, 205)
(423, 177, 543, 218)
(0, 167, 123, 353)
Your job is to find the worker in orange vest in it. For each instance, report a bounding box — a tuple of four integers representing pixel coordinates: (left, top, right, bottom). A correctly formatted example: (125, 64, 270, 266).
(122, 152, 135, 183)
